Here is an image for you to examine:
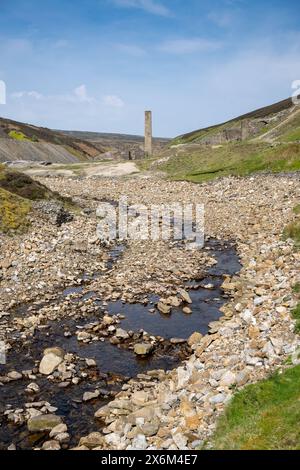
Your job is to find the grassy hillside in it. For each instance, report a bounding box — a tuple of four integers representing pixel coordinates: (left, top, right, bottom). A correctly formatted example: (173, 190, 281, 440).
(0, 164, 74, 233)
(0, 164, 72, 202)
(155, 142, 300, 183)
(209, 365, 300, 450)
(173, 97, 296, 145)
(0, 116, 103, 160)
(0, 187, 31, 233)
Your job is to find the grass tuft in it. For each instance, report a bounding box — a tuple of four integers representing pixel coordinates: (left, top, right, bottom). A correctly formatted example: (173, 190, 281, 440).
(292, 304, 300, 333)
(0, 187, 31, 233)
(283, 221, 300, 246)
(8, 130, 34, 142)
(209, 365, 300, 450)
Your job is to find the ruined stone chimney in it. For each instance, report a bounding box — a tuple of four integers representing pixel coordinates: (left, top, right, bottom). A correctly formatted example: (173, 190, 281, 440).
(241, 119, 251, 141)
(144, 110, 152, 156)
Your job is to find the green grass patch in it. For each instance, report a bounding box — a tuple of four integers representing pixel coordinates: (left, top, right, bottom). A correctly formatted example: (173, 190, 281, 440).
(293, 283, 300, 294)
(293, 204, 300, 215)
(0, 187, 31, 233)
(63, 145, 87, 161)
(0, 165, 73, 204)
(136, 157, 158, 172)
(209, 365, 300, 450)
(0, 164, 77, 220)
(8, 130, 34, 142)
(292, 303, 300, 333)
(158, 142, 300, 183)
(283, 128, 300, 142)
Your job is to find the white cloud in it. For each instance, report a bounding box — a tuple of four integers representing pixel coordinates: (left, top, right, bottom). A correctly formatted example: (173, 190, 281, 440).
(11, 90, 43, 100)
(103, 94, 125, 108)
(112, 0, 170, 17)
(73, 84, 94, 103)
(27, 91, 43, 100)
(11, 85, 95, 104)
(160, 38, 222, 54)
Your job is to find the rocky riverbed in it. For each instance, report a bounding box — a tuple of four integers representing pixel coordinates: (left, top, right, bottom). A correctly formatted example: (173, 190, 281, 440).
(1, 173, 300, 450)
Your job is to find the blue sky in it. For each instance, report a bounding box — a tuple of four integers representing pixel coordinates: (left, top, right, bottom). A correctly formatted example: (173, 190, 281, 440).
(0, 0, 300, 136)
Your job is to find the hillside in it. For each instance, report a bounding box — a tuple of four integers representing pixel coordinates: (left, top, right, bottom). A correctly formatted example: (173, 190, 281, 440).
(144, 97, 300, 182)
(0, 163, 73, 232)
(0, 117, 105, 163)
(172, 96, 300, 146)
(59, 129, 170, 159)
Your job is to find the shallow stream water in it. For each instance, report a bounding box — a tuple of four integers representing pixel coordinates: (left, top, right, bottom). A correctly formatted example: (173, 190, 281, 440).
(0, 238, 241, 449)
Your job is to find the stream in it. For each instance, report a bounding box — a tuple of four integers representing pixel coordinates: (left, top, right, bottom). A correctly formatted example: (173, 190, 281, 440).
(0, 238, 241, 449)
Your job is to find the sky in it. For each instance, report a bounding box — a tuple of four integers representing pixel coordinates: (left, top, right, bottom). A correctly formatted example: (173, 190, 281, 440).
(0, 0, 300, 137)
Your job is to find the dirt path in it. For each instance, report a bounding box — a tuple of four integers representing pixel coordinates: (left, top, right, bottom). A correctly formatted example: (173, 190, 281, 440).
(20, 161, 140, 178)
(84, 162, 139, 177)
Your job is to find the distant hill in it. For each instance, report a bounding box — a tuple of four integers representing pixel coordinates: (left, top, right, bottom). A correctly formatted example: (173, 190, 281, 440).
(148, 96, 300, 183)
(59, 130, 171, 159)
(59, 129, 170, 143)
(0, 117, 105, 163)
(172, 96, 300, 146)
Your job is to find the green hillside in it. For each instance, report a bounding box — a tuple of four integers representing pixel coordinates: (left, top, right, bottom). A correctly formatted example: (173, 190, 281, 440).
(172, 97, 296, 145)
(154, 142, 300, 183)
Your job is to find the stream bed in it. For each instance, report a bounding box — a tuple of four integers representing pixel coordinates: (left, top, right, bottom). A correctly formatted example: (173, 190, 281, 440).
(0, 238, 241, 449)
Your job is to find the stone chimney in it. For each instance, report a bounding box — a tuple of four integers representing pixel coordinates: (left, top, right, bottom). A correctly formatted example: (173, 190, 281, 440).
(144, 111, 152, 156)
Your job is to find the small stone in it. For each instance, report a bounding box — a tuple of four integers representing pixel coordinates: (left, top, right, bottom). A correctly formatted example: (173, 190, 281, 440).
(115, 328, 129, 340)
(132, 391, 149, 406)
(7, 371, 22, 380)
(178, 289, 192, 304)
(185, 414, 201, 430)
(85, 358, 97, 367)
(79, 432, 105, 449)
(236, 369, 251, 386)
(276, 306, 287, 314)
(172, 432, 188, 450)
(130, 434, 147, 450)
(157, 302, 171, 315)
(54, 432, 70, 443)
(39, 353, 63, 376)
(42, 440, 61, 451)
(27, 414, 62, 432)
(83, 390, 100, 402)
(43, 347, 65, 359)
(77, 332, 91, 341)
(134, 343, 154, 356)
(26, 382, 40, 393)
(234, 303, 243, 312)
(103, 315, 114, 325)
(138, 422, 159, 437)
(49, 423, 68, 438)
(167, 296, 181, 307)
(254, 297, 264, 306)
(105, 433, 121, 447)
(203, 283, 214, 289)
(170, 338, 186, 344)
(187, 332, 203, 347)
(94, 405, 110, 419)
(240, 309, 256, 325)
(183, 307, 192, 314)
(220, 371, 236, 387)
(210, 393, 227, 405)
